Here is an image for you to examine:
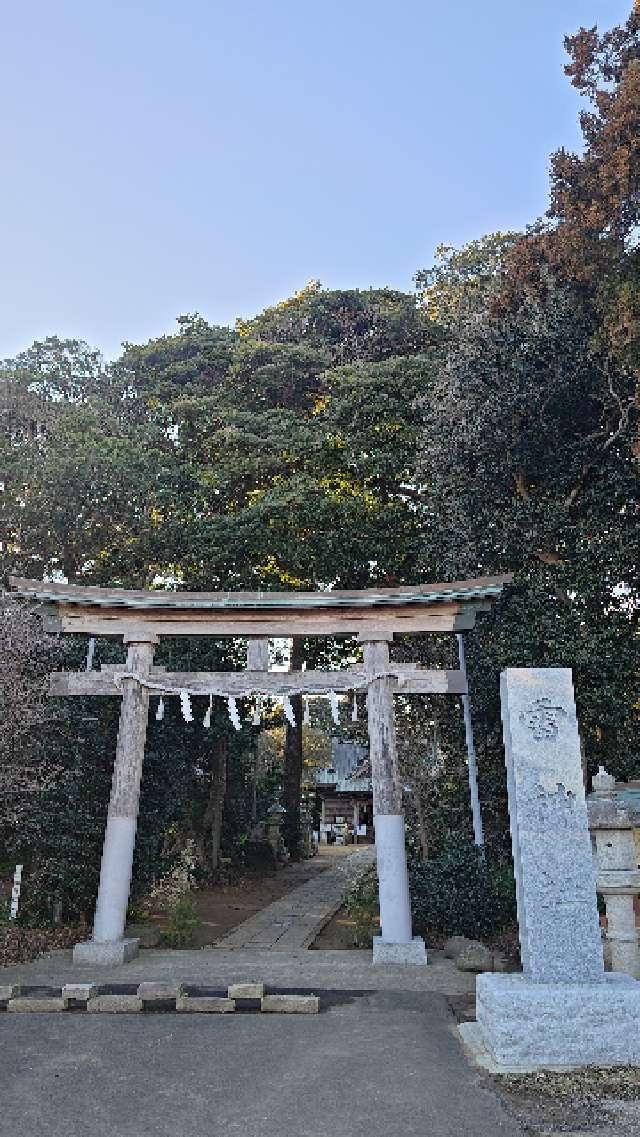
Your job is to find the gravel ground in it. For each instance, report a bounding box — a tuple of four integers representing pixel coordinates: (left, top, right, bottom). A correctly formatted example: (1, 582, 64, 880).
(494, 1067, 640, 1135)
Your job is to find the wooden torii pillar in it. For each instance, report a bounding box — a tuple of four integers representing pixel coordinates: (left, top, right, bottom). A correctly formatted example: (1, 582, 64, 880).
(10, 574, 511, 966)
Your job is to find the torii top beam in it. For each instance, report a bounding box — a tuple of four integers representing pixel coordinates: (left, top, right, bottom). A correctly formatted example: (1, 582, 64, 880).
(9, 574, 512, 641)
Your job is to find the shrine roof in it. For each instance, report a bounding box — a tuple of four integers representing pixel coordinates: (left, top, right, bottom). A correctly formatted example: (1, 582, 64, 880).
(8, 574, 512, 611)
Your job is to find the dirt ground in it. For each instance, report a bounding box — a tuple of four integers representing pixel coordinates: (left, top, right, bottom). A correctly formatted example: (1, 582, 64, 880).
(150, 849, 340, 947)
(493, 1068, 640, 1135)
(310, 903, 361, 949)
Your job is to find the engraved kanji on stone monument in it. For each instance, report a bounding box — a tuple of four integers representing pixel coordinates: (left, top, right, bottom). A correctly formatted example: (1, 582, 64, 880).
(501, 668, 604, 984)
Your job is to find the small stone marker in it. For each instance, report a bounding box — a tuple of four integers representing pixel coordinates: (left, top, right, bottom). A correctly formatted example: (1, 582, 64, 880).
(443, 936, 469, 960)
(62, 983, 98, 1001)
(261, 994, 319, 1014)
(456, 941, 494, 973)
(8, 997, 68, 1013)
(227, 983, 264, 1000)
(87, 995, 143, 1013)
(500, 668, 603, 984)
(9, 864, 23, 920)
(175, 995, 235, 1013)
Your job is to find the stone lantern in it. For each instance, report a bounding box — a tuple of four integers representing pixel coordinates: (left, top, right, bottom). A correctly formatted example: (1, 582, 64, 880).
(588, 774, 640, 978)
(591, 764, 617, 797)
(299, 796, 314, 859)
(265, 804, 286, 861)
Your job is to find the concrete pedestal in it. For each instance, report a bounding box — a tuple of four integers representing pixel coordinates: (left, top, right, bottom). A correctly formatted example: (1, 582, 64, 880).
(463, 972, 640, 1071)
(73, 938, 140, 966)
(372, 936, 427, 966)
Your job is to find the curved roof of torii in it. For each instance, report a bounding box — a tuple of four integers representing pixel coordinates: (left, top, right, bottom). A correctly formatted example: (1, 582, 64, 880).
(9, 574, 512, 611)
(8, 573, 513, 639)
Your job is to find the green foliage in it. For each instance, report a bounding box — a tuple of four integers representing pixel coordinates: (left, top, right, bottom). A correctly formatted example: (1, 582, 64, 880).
(409, 841, 517, 940)
(163, 892, 201, 947)
(346, 844, 516, 945)
(344, 864, 379, 947)
(415, 232, 520, 329)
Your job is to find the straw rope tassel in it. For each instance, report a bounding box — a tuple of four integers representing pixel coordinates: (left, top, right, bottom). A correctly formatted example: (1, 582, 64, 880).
(228, 696, 242, 731)
(180, 690, 193, 722)
(252, 696, 262, 727)
(282, 695, 296, 728)
(328, 690, 340, 725)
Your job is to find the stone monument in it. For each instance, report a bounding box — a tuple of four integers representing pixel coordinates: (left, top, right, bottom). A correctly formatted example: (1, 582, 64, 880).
(461, 668, 640, 1070)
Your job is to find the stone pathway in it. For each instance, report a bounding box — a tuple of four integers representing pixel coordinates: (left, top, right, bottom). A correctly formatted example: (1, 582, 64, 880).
(214, 845, 376, 950)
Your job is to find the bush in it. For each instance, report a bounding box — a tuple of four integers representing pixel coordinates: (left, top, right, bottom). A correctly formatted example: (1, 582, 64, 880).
(345, 840, 517, 946)
(344, 864, 379, 947)
(409, 840, 516, 940)
(163, 892, 201, 947)
(140, 841, 199, 916)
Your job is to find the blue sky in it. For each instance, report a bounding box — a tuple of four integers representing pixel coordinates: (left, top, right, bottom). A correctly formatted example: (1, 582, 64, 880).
(0, 1, 632, 360)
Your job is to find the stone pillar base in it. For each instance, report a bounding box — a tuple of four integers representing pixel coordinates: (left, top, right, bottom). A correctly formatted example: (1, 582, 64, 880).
(73, 938, 139, 966)
(462, 972, 640, 1072)
(372, 935, 427, 966)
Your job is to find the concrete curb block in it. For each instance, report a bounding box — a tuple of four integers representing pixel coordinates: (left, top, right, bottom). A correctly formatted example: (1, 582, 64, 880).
(261, 994, 320, 1014)
(228, 983, 264, 1000)
(62, 983, 98, 1001)
(1, 982, 323, 1014)
(137, 982, 184, 1005)
(176, 996, 236, 1013)
(86, 995, 144, 1013)
(0, 985, 21, 1002)
(8, 997, 69, 1013)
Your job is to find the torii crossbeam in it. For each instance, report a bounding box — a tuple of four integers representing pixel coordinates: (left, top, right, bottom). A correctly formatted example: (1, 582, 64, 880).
(10, 573, 511, 966)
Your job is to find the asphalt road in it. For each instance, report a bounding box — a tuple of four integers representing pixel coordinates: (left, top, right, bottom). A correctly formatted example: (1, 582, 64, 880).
(0, 991, 520, 1137)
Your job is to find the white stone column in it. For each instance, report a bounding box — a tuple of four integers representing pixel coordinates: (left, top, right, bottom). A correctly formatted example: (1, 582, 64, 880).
(74, 634, 157, 965)
(363, 638, 426, 965)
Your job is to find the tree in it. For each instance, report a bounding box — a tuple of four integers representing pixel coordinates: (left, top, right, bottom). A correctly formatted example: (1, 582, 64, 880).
(0, 596, 62, 818)
(415, 26, 640, 791)
(415, 232, 520, 330)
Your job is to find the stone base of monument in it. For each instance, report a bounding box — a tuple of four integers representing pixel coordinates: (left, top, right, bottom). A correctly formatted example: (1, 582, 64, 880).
(73, 938, 140, 965)
(460, 972, 640, 1072)
(372, 936, 427, 966)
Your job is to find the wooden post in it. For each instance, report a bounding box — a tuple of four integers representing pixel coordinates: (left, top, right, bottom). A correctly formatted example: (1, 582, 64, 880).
(246, 636, 269, 671)
(283, 636, 304, 859)
(74, 634, 157, 964)
(247, 637, 268, 823)
(363, 638, 426, 963)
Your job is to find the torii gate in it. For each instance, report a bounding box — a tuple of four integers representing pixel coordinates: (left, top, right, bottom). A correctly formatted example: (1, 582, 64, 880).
(10, 573, 511, 965)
